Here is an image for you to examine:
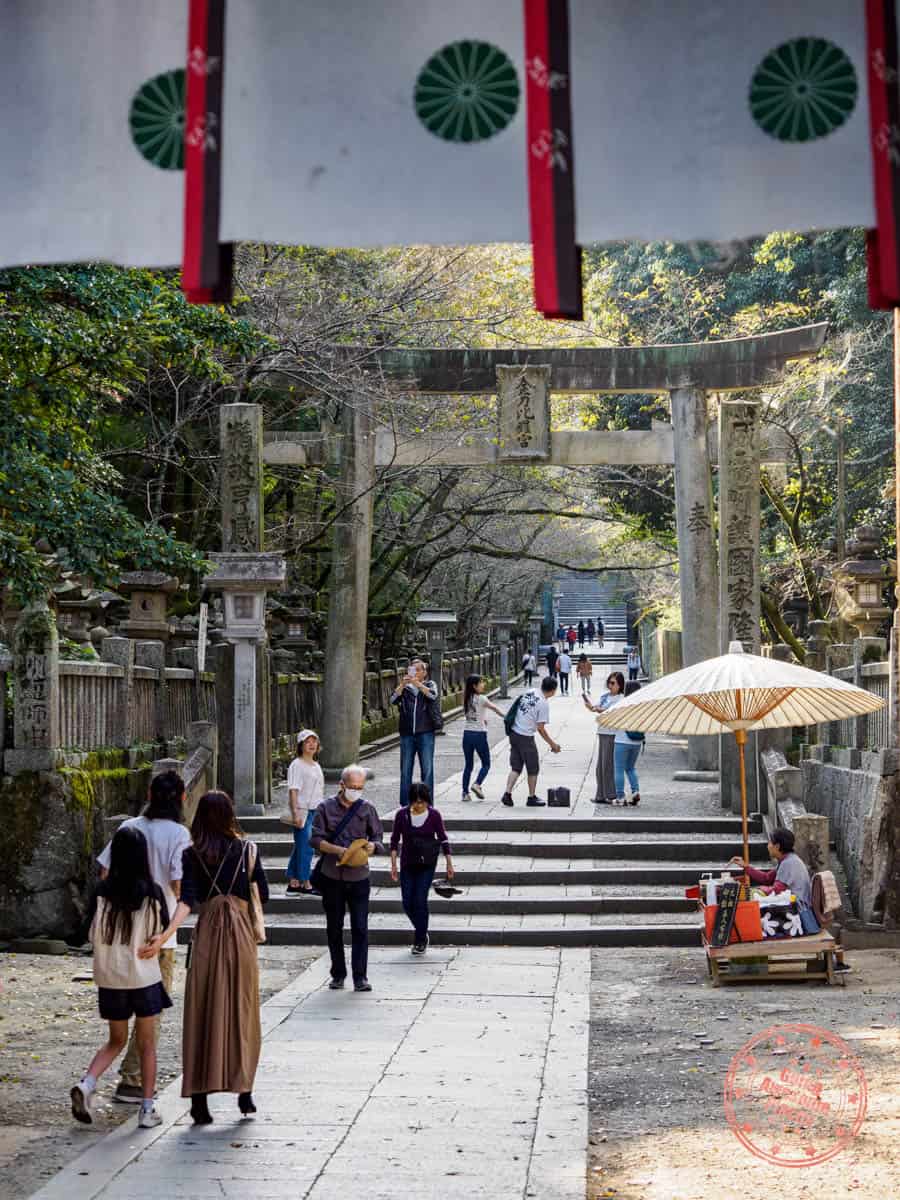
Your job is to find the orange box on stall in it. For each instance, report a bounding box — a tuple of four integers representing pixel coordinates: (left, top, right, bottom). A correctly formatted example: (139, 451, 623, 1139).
(702, 901, 763, 945)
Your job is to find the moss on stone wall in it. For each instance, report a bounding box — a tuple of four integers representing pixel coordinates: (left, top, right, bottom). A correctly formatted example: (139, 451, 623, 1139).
(0, 755, 153, 940)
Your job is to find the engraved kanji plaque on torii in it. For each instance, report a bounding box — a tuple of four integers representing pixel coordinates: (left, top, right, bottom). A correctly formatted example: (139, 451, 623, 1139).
(496, 365, 551, 461)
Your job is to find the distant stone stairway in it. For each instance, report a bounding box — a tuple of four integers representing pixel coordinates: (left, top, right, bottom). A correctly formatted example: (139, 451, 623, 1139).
(554, 572, 629, 668)
(209, 811, 767, 949)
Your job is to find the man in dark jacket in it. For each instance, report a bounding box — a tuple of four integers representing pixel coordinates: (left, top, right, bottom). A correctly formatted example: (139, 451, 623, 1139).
(312, 764, 385, 991)
(391, 658, 440, 806)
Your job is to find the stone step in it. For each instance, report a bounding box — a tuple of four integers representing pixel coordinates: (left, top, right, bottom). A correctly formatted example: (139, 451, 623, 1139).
(242, 814, 762, 834)
(256, 838, 766, 862)
(264, 862, 744, 885)
(179, 918, 702, 948)
(265, 894, 696, 916)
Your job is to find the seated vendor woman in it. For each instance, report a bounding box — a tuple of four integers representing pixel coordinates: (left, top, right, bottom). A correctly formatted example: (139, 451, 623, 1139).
(729, 827, 819, 934)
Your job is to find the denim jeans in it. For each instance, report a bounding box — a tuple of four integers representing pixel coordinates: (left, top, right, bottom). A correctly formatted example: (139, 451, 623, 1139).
(400, 865, 435, 941)
(399, 731, 435, 806)
(462, 730, 491, 796)
(558, 671, 569, 694)
(286, 810, 315, 882)
(320, 875, 371, 982)
(614, 742, 641, 799)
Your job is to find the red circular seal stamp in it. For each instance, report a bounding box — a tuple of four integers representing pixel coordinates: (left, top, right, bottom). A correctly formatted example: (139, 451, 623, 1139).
(723, 1022, 867, 1167)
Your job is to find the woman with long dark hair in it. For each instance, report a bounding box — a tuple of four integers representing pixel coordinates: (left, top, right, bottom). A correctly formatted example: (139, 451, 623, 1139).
(583, 671, 624, 804)
(461, 674, 503, 801)
(142, 790, 268, 1125)
(70, 827, 169, 1129)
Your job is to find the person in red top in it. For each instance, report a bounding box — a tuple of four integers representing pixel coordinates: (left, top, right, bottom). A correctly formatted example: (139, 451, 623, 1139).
(566, 626, 577, 651)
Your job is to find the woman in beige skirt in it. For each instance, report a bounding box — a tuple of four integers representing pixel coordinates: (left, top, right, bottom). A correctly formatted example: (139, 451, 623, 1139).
(142, 790, 268, 1125)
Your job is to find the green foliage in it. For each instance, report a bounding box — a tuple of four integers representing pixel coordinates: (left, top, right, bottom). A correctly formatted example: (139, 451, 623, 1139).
(0, 264, 267, 601)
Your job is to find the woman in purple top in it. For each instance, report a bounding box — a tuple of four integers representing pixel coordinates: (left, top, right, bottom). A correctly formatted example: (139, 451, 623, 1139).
(390, 783, 453, 955)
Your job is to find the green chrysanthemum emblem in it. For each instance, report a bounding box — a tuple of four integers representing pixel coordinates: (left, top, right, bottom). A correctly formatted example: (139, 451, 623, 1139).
(129, 69, 186, 169)
(415, 41, 519, 143)
(749, 38, 857, 142)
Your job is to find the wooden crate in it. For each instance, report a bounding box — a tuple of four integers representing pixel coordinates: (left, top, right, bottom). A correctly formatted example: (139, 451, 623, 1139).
(704, 930, 842, 987)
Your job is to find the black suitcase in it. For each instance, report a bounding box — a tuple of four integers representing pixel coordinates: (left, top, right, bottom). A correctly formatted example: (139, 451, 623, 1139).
(547, 786, 570, 807)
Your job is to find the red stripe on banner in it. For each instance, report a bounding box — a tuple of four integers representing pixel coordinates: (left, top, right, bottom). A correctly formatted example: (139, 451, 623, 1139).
(866, 0, 900, 306)
(524, 1, 556, 313)
(183, 0, 210, 297)
(524, 0, 582, 320)
(183, 0, 231, 304)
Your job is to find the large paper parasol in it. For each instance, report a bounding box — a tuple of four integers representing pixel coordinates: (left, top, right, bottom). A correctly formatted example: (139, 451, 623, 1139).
(597, 641, 884, 874)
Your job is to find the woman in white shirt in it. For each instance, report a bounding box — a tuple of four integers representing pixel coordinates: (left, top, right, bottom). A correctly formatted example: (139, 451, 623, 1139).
(286, 729, 325, 893)
(461, 674, 504, 801)
(583, 671, 624, 804)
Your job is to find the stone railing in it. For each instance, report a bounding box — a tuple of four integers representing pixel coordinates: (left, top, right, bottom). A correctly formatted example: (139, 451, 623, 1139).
(3, 633, 524, 772)
(269, 639, 524, 747)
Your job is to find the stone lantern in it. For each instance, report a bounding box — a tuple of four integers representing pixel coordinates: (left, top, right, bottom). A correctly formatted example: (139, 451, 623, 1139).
(415, 609, 457, 696)
(118, 572, 179, 642)
(782, 593, 810, 640)
(836, 526, 893, 638)
(205, 552, 287, 814)
(528, 611, 544, 659)
(490, 616, 518, 699)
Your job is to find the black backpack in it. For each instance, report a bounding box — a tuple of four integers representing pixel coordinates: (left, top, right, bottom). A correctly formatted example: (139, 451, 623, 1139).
(503, 695, 524, 738)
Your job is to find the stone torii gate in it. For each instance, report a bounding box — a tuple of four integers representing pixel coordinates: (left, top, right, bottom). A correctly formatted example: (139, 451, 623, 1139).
(221, 323, 825, 797)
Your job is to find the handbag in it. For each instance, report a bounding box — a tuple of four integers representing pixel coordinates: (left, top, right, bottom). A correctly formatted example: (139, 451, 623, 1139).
(310, 799, 364, 889)
(245, 841, 266, 944)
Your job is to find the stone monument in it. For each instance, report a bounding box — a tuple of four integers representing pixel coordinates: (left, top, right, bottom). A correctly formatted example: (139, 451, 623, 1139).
(5, 601, 61, 774)
(718, 399, 761, 814)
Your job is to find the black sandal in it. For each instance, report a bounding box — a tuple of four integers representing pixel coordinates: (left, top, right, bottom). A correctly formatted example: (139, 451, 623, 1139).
(630, 794, 641, 806)
(286, 882, 303, 893)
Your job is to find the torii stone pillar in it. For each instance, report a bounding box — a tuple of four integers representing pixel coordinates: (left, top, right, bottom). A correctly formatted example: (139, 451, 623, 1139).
(319, 396, 376, 774)
(718, 399, 762, 814)
(670, 387, 719, 770)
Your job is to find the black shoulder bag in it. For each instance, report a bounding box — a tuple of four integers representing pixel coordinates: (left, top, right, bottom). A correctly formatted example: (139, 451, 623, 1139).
(310, 800, 364, 890)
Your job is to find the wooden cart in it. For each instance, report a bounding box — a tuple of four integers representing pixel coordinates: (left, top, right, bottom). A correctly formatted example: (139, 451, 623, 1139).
(704, 930, 843, 986)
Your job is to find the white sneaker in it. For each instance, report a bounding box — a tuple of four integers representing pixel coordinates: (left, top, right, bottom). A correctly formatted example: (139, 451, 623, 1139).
(138, 1105, 163, 1129)
(470, 784, 484, 799)
(462, 792, 472, 802)
(70, 1082, 94, 1125)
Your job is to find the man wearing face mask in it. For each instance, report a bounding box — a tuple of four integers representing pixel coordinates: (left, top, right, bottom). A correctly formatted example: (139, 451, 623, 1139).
(310, 764, 385, 992)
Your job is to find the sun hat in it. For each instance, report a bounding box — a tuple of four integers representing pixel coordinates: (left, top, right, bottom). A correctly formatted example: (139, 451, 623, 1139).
(296, 728, 320, 746)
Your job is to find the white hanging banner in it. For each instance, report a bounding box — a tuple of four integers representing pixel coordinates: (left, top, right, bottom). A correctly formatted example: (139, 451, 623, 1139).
(0, 1, 876, 270)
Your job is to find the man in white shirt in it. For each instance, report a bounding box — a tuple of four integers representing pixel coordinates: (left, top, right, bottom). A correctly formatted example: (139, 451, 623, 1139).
(96, 770, 191, 1103)
(557, 650, 572, 695)
(501, 676, 561, 807)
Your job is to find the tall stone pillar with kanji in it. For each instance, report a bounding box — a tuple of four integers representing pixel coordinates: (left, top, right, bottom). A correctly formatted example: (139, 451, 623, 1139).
(718, 399, 761, 813)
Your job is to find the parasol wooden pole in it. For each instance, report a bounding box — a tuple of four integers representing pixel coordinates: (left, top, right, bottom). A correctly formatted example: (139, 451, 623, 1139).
(734, 727, 750, 893)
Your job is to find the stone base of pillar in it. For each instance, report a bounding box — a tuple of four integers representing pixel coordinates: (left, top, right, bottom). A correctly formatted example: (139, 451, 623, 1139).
(720, 732, 759, 814)
(686, 735, 718, 772)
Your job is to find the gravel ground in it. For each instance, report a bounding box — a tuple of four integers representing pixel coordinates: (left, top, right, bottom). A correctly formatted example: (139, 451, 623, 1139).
(588, 946, 900, 1199)
(0, 945, 318, 1200)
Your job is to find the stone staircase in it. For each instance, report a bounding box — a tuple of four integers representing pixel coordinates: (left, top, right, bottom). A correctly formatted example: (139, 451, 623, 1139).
(555, 572, 629, 643)
(214, 811, 768, 949)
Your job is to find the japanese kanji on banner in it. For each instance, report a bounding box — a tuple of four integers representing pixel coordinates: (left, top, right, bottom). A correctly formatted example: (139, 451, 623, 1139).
(0, 1, 887, 302)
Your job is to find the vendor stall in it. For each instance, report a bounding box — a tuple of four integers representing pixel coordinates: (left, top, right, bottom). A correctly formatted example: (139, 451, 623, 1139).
(691, 872, 844, 987)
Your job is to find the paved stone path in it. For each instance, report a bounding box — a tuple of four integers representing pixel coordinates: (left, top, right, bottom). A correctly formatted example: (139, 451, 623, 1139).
(31, 947, 588, 1200)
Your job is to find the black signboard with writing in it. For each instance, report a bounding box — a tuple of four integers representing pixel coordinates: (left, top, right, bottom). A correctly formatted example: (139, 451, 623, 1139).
(709, 881, 741, 948)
